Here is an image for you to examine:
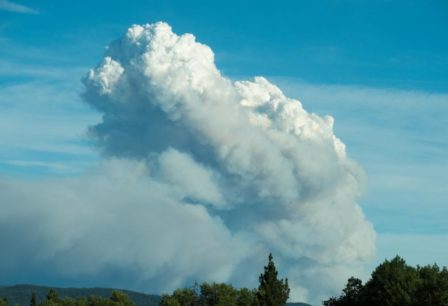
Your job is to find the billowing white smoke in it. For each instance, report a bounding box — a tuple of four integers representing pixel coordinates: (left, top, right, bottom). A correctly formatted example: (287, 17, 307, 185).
(0, 22, 375, 303)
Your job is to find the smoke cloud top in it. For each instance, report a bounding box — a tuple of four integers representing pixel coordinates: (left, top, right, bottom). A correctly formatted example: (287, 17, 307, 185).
(0, 22, 375, 303)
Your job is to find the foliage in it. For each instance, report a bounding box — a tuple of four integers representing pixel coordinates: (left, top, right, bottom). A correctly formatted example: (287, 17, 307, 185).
(31, 293, 37, 306)
(0, 253, 302, 306)
(235, 288, 258, 306)
(159, 283, 258, 306)
(41, 289, 60, 306)
(200, 283, 239, 306)
(323, 277, 363, 306)
(414, 264, 448, 305)
(256, 253, 290, 306)
(0, 286, 160, 306)
(159, 288, 198, 306)
(109, 291, 135, 306)
(13, 289, 138, 306)
(323, 256, 448, 306)
(7, 253, 448, 306)
(361, 256, 419, 306)
(160, 253, 290, 306)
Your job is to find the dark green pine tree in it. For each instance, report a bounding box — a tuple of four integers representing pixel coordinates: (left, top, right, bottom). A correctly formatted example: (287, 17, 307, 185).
(30, 292, 37, 306)
(46, 289, 58, 302)
(41, 289, 60, 306)
(257, 253, 290, 306)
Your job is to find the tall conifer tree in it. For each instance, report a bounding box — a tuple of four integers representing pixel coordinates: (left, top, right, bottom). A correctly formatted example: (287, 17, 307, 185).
(256, 253, 290, 306)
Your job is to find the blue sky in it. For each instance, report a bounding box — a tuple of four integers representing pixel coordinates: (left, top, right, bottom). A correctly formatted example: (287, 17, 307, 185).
(1, 0, 448, 299)
(2, 0, 448, 90)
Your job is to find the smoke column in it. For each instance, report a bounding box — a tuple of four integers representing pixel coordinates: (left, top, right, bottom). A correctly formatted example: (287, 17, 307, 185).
(0, 22, 375, 304)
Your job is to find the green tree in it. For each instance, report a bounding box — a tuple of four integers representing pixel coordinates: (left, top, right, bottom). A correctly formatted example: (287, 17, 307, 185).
(60, 297, 78, 306)
(30, 293, 38, 306)
(323, 297, 339, 306)
(159, 288, 198, 306)
(160, 283, 259, 306)
(256, 253, 290, 306)
(109, 291, 135, 306)
(85, 295, 111, 306)
(199, 283, 237, 306)
(0, 298, 7, 306)
(236, 288, 258, 306)
(41, 289, 60, 306)
(360, 256, 419, 306)
(47, 289, 59, 302)
(414, 264, 448, 306)
(324, 256, 448, 306)
(323, 277, 363, 306)
(342, 277, 363, 304)
(158, 295, 181, 306)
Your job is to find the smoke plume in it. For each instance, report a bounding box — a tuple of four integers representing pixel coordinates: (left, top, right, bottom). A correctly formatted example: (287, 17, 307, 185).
(0, 22, 375, 303)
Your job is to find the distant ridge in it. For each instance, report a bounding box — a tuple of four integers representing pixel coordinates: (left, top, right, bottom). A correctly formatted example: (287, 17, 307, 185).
(0, 284, 311, 306)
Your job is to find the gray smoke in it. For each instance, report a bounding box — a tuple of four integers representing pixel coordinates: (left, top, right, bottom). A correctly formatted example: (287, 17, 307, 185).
(0, 22, 375, 304)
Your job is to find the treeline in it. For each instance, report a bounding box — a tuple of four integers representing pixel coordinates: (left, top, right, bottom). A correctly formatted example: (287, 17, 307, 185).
(159, 283, 257, 306)
(324, 255, 448, 306)
(160, 253, 290, 306)
(0, 290, 135, 306)
(0, 286, 160, 306)
(0, 254, 292, 306)
(4, 254, 447, 306)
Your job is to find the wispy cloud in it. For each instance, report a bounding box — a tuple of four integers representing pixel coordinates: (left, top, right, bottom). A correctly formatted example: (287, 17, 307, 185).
(375, 233, 448, 268)
(0, 0, 38, 14)
(0, 60, 87, 79)
(0, 61, 99, 177)
(2, 160, 95, 175)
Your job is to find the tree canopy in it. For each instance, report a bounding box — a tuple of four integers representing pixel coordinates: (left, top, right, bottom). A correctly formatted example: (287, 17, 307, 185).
(21, 289, 137, 306)
(256, 253, 290, 306)
(323, 256, 448, 306)
(7, 254, 448, 306)
(159, 283, 259, 306)
(160, 253, 290, 306)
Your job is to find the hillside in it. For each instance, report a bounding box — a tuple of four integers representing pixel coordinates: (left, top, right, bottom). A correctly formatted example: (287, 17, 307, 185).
(0, 285, 311, 306)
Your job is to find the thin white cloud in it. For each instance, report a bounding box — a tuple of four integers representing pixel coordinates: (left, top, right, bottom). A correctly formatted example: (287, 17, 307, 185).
(0, 65, 99, 175)
(375, 233, 448, 268)
(3, 160, 95, 174)
(0, 0, 38, 14)
(0, 60, 87, 79)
